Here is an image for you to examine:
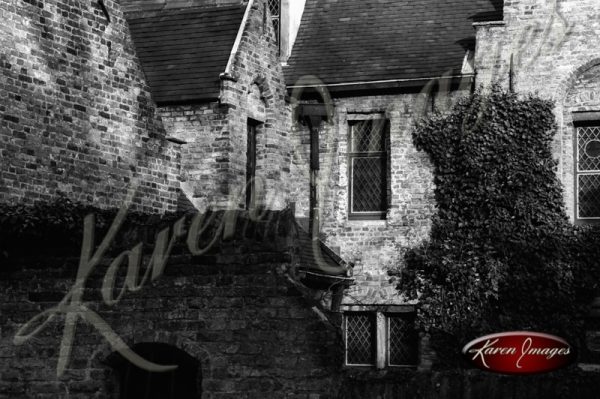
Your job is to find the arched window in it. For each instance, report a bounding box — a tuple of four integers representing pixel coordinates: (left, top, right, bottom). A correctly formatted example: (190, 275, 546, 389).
(107, 343, 201, 399)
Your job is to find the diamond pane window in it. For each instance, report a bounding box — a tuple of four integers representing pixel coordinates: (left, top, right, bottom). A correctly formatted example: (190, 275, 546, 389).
(351, 157, 386, 212)
(388, 315, 418, 366)
(576, 124, 600, 220)
(352, 119, 386, 152)
(349, 119, 389, 218)
(345, 313, 375, 365)
(268, 0, 281, 47)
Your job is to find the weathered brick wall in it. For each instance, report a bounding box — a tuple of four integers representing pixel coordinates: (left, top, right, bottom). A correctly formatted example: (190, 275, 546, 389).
(159, 103, 233, 211)
(474, 0, 600, 221)
(160, 0, 292, 212)
(219, 0, 292, 211)
(0, 0, 181, 213)
(290, 90, 468, 305)
(0, 212, 342, 398)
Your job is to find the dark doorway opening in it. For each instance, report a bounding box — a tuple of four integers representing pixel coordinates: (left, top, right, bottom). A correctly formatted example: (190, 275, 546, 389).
(107, 343, 201, 399)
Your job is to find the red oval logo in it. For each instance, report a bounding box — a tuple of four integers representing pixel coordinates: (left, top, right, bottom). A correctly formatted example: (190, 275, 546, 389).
(462, 332, 575, 375)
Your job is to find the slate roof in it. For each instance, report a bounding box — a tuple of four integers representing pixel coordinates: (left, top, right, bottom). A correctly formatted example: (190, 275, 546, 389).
(284, 0, 503, 90)
(127, 5, 246, 103)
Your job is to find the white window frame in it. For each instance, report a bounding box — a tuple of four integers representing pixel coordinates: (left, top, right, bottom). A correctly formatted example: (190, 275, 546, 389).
(574, 119, 600, 223)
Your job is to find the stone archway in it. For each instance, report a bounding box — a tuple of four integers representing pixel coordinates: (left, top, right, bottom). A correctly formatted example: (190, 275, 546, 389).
(559, 59, 600, 222)
(97, 334, 215, 399)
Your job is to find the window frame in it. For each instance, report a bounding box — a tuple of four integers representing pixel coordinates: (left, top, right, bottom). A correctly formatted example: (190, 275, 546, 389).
(386, 312, 419, 367)
(268, 0, 281, 50)
(574, 119, 600, 224)
(347, 115, 390, 221)
(344, 312, 376, 366)
(343, 310, 418, 369)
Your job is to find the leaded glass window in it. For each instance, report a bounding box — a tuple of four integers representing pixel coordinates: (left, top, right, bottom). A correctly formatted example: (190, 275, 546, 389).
(268, 0, 281, 47)
(576, 124, 600, 220)
(344, 311, 418, 368)
(345, 313, 375, 365)
(348, 118, 389, 219)
(388, 314, 418, 366)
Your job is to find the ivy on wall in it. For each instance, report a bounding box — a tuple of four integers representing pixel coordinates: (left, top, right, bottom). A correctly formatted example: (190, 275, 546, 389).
(0, 196, 185, 259)
(394, 87, 600, 361)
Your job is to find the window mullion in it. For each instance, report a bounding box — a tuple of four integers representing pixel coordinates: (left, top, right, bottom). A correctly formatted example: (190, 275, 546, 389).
(375, 312, 386, 369)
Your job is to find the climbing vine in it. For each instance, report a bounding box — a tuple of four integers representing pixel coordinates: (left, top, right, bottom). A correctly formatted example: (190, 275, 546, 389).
(394, 87, 600, 360)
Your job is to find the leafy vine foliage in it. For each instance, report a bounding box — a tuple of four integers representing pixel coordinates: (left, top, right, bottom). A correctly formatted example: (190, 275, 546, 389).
(396, 87, 600, 351)
(0, 196, 187, 261)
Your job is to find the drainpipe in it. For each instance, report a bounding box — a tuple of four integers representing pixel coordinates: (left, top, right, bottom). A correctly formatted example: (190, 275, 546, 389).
(304, 114, 322, 239)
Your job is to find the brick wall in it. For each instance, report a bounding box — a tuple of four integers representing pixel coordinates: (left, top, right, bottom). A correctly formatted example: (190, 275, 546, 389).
(159, 0, 292, 212)
(5, 208, 600, 399)
(474, 0, 600, 221)
(0, 0, 181, 213)
(290, 89, 468, 305)
(0, 211, 342, 399)
(159, 103, 233, 211)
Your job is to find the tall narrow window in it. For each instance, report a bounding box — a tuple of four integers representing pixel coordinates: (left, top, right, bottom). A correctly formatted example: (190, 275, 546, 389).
(348, 118, 389, 219)
(108, 343, 200, 399)
(575, 122, 600, 222)
(246, 119, 259, 210)
(268, 0, 281, 48)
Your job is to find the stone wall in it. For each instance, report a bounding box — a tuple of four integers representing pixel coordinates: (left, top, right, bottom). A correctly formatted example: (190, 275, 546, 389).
(0, 211, 342, 399)
(160, 0, 292, 212)
(290, 89, 468, 305)
(474, 0, 600, 221)
(0, 0, 181, 213)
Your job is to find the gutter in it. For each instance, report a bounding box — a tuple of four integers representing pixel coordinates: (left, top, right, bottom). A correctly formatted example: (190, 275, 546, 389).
(287, 74, 474, 90)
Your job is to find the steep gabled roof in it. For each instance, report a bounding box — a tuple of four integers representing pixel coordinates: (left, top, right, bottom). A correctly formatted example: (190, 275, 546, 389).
(127, 5, 246, 103)
(284, 0, 503, 90)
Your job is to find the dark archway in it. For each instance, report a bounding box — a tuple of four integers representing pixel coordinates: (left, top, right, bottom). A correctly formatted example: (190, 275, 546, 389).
(107, 343, 201, 399)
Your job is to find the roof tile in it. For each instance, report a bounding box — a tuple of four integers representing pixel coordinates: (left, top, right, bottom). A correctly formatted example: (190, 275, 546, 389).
(284, 0, 503, 89)
(127, 5, 246, 103)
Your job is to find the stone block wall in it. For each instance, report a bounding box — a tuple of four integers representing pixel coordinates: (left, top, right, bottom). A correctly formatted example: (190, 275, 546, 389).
(290, 89, 469, 305)
(474, 0, 600, 221)
(0, 211, 342, 399)
(0, 0, 181, 213)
